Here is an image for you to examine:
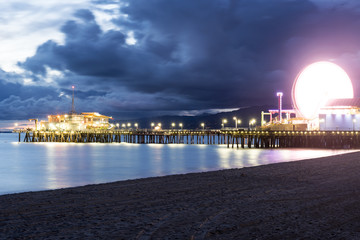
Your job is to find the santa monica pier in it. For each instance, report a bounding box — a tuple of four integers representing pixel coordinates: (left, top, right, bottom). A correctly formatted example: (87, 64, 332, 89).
(14, 61, 360, 149)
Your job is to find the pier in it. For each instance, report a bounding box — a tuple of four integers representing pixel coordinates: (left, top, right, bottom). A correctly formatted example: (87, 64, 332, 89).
(15, 129, 360, 149)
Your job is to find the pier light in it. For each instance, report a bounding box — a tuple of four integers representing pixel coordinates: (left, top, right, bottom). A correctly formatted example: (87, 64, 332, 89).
(222, 119, 227, 129)
(134, 123, 138, 129)
(249, 119, 256, 130)
(179, 123, 183, 130)
(201, 123, 205, 130)
(116, 123, 119, 128)
(353, 119, 357, 131)
(233, 117, 238, 128)
(121, 123, 126, 128)
(127, 123, 131, 127)
(171, 122, 175, 129)
(234, 118, 241, 129)
(158, 123, 162, 127)
(151, 122, 155, 129)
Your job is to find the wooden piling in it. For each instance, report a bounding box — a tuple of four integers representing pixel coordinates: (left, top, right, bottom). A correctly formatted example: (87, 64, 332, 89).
(11, 129, 360, 149)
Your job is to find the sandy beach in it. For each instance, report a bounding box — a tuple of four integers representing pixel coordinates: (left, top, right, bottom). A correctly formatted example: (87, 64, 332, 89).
(1, 151, 360, 239)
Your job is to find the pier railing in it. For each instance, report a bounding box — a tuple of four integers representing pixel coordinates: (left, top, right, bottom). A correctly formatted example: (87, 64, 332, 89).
(13, 129, 360, 149)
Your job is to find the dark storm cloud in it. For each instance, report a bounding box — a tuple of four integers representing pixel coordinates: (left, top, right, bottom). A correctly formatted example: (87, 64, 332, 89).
(0, 77, 65, 119)
(0, 70, 109, 119)
(17, 0, 360, 118)
(74, 9, 95, 21)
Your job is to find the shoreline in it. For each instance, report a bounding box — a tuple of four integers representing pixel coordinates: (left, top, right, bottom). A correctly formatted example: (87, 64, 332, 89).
(2, 151, 360, 238)
(0, 149, 358, 197)
(0, 145, 354, 196)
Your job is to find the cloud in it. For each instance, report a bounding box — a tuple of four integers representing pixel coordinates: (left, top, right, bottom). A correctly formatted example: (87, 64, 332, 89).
(74, 9, 96, 21)
(0, 0, 94, 72)
(20, 1, 317, 106)
(5, 0, 360, 120)
(0, 0, 122, 73)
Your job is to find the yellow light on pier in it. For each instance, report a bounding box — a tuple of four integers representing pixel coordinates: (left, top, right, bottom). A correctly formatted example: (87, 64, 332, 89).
(233, 117, 241, 129)
(353, 119, 357, 131)
(222, 119, 227, 129)
(249, 119, 256, 130)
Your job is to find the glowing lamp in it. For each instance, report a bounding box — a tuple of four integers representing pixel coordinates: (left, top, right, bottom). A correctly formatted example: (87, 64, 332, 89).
(292, 61, 353, 119)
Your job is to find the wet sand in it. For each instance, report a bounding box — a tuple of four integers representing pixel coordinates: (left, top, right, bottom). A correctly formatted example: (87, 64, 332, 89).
(1, 151, 360, 239)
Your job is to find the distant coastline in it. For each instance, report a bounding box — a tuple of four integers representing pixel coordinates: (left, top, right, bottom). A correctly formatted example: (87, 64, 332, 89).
(0, 130, 13, 133)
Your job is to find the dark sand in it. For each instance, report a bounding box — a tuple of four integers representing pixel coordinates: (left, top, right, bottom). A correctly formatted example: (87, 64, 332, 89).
(2, 152, 360, 239)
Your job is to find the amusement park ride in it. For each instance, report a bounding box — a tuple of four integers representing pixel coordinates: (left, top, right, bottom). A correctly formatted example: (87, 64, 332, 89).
(261, 61, 360, 131)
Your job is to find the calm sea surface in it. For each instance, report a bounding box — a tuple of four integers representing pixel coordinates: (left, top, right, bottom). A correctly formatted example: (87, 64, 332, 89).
(0, 133, 356, 195)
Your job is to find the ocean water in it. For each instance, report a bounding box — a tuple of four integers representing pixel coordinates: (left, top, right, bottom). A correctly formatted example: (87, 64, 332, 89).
(0, 133, 356, 195)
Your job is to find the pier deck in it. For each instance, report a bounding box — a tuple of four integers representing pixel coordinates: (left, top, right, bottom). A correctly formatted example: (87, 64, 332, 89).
(14, 129, 360, 149)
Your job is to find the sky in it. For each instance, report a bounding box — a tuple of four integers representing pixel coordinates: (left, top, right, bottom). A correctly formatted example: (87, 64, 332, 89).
(2, 0, 360, 121)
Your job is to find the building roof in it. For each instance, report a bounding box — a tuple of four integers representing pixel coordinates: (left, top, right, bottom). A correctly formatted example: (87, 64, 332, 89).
(324, 98, 360, 108)
(268, 109, 296, 114)
(81, 112, 112, 119)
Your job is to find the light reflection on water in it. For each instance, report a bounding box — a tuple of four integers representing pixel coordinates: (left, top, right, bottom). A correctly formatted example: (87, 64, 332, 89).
(0, 133, 357, 195)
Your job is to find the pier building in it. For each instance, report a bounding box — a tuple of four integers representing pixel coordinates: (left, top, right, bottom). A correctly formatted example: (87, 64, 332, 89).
(319, 98, 360, 131)
(34, 86, 113, 131)
(41, 112, 112, 131)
